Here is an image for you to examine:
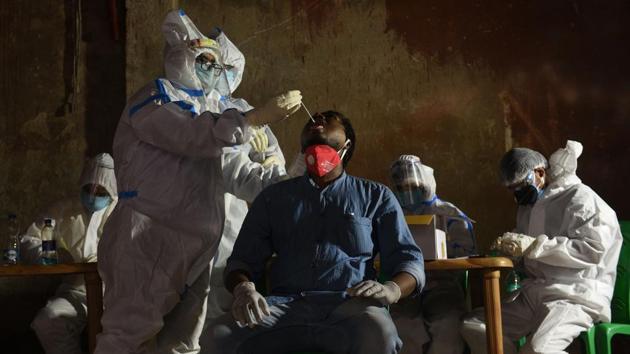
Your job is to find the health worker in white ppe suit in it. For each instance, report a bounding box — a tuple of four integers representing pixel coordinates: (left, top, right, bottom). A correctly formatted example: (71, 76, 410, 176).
(20, 153, 117, 354)
(95, 9, 302, 354)
(389, 155, 476, 354)
(460, 140, 622, 354)
(193, 26, 288, 323)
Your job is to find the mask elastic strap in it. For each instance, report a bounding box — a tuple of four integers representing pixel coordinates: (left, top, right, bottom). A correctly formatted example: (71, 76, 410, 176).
(530, 169, 546, 194)
(220, 66, 232, 98)
(338, 139, 350, 160)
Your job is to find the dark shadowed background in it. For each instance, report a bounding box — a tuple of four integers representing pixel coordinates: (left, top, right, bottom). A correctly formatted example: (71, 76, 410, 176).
(1, 1, 629, 352)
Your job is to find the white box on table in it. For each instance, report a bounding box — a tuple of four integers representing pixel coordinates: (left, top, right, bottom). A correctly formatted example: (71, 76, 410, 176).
(405, 215, 447, 260)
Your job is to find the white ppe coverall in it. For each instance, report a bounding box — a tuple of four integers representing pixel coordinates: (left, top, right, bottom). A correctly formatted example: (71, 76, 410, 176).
(95, 10, 250, 354)
(392, 199, 473, 354)
(206, 129, 286, 321)
(461, 153, 622, 354)
(390, 157, 475, 354)
(196, 27, 287, 322)
(23, 153, 117, 354)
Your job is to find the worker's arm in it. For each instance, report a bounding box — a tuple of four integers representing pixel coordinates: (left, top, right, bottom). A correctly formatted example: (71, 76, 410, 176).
(128, 83, 248, 158)
(221, 143, 286, 203)
(525, 200, 620, 269)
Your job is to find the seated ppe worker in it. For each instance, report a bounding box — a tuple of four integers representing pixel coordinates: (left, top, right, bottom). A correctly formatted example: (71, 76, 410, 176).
(389, 155, 476, 354)
(460, 140, 623, 354)
(95, 10, 302, 354)
(20, 153, 117, 354)
(206, 111, 425, 354)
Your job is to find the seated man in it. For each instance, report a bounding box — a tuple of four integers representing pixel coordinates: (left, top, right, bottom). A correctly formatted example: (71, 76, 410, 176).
(461, 140, 622, 354)
(389, 155, 476, 354)
(205, 111, 425, 354)
(21, 153, 117, 354)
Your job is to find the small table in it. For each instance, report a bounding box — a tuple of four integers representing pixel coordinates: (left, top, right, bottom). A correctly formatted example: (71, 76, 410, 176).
(0, 263, 102, 354)
(425, 257, 514, 354)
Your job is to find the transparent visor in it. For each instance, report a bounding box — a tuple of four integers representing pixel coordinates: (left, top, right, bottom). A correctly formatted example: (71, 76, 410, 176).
(511, 171, 536, 192)
(390, 162, 433, 204)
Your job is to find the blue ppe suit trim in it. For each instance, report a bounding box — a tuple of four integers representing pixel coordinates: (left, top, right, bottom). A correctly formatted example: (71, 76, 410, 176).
(154, 79, 172, 102)
(129, 93, 171, 116)
(118, 191, 138, 199)
(155, 79, 197, 116)
(172, 101, 198, 116)
(170, 82, 204, 97)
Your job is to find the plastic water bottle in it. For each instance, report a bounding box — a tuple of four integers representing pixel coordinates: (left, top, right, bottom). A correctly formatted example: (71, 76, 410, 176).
(505, 270, 521, 293)
(41, 218, 58, 265)
(3, 214, 19, 265)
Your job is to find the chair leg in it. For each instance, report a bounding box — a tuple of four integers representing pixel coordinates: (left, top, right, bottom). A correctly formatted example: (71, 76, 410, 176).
(580, 327, 597, 354)
(595, 325, 616, 354)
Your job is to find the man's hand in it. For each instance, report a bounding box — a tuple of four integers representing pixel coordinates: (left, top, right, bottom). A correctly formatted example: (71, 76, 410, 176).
(347, 280, 401, 306)
(245, 90, 302, 126)
(231, 281, 270, 328)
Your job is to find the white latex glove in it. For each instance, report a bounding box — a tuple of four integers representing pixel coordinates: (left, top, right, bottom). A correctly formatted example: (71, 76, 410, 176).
(287, 152, 306, 177)
(347, 280, 402, 306)
(245, 90, 302, 125)
(262, 155, 282, 168)
(491, 232, 536, 257)
(249, 126, 269, 154)
(231, 281, 270, 328)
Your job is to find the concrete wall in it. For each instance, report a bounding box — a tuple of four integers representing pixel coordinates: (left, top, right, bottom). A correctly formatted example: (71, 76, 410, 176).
(127, 0, 630, 252)
(0, 1, 125, 351)
(1, 0, 629, 351)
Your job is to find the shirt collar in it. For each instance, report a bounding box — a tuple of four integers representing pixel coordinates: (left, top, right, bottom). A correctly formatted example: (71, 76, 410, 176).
(305, 171, 347, 191)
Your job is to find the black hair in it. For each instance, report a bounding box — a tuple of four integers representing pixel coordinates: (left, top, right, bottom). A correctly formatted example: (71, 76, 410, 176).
(319, 110, 356, 167)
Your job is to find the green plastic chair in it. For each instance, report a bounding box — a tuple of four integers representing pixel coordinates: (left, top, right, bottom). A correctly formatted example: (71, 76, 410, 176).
(517, 220, 630, 354)
(587, 220, 630, 353)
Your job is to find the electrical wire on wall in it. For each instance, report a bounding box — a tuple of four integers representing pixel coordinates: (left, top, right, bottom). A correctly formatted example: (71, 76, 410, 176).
(56, 0, 82, 117)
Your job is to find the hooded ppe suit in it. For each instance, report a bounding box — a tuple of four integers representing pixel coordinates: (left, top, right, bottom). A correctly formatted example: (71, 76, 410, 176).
(95, 10, 252, 354)
(390, 155, 475, 354)
(22, 153, 117, 354)
(195, 28, 287, 321)
(461, 141, 622, 354)
(206, 131, 286, 322)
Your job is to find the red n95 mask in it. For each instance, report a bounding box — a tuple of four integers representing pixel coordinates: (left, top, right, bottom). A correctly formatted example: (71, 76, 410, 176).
(304, 140, 349, 177)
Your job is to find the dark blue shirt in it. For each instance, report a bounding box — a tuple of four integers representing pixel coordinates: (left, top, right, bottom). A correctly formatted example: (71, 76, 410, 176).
(226, 173, 425, 304)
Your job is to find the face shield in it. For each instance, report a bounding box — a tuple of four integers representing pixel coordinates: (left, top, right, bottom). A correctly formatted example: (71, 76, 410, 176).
(390, 155, 437, 210)
(510, 171, 544, 205)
